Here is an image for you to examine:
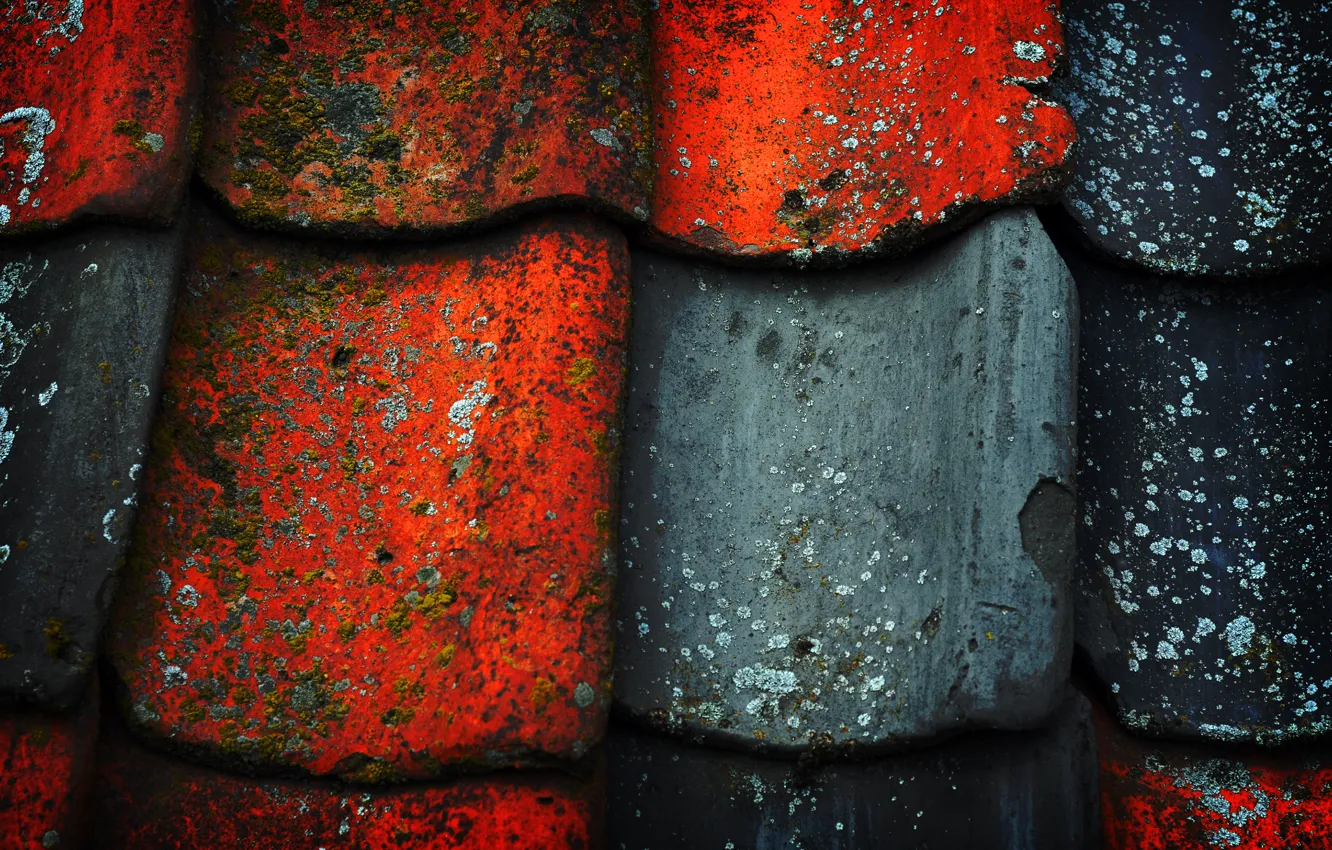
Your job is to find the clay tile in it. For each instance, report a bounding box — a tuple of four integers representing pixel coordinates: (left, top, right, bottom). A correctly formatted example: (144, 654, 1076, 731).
(646, 0, 1075, 264)
(610, 691, 1098, 848)
(94, 714, 605, 849)
(106, 207, 630, 781)
(0, 0, 199, 234)
(1053, 0, 1332, 277)
(0, 680, 98, 850)
(1068, 241, 1332, 744)
(1095, 693, 1332, 849)
(0, 220, 186, 711)
(199, 0, 651, 237)
(614, 209, 1078, 750)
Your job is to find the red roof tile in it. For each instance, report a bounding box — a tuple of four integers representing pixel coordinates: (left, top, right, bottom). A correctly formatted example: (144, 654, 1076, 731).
(0, 0, 198, 233)
(95, 719, 605, 849)
(647, 0, 1075, 262)
(200, 0, 651, 237)
(108, 208, 629, 780)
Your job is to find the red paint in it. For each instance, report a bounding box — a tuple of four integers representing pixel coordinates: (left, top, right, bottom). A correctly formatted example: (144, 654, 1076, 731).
(648, 0, 1075, 262)
(200, 0, 651, 236)
(0, 685, 98, 850)
(95, 719, 605, 849)
(1097, 699, 1332, 849)
(108, 208, 629, 781)
(0, 0, 198, 233)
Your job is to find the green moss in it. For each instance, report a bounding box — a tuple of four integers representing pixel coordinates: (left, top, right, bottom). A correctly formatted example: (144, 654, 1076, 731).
(360, 127, 403, 161)
(43, 619, 72, 660)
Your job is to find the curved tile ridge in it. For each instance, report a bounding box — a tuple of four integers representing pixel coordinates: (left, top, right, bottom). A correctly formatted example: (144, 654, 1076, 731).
(107, 205, 630, 782)
(614, 208, 1078, 752)
(1069, 243, 1332, 745)
(0, 0, 199, 235)
(1053, 0, 1332, 277)
(199, 0, 652, 237)
(646, 0, 1076, 265)
(0, 220, 186, 711)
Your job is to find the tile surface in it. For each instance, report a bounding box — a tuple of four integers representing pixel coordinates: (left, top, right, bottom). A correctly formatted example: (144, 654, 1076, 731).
(615, 209, 1077, 751)
(1071, 247, 1332, 744)
(108, 209, 629, 780)
(200, 0, 650, 236)
(0, 222, 185, 710)
(1053, 0, 1332, 276)
(648, 0, 1076, 264)
(0, 0, 199, 233)
(610, 691, 1099, 850)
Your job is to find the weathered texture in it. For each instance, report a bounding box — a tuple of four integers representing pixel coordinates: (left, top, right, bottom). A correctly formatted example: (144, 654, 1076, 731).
(0, 0, 199, 234)
(95, 716, 605, 849)
(1070, 245, 1331, 744)
(1096, 695, 1332, 850)
(200, 0, 651, 237)
(0, 680, 98, 850)
(610, 691, 1099, 849)
(615, 208, 1078, 752)
(647, 0, 1076, 265)
(1052, 0, 1332, 277)
(0, 222, 185, 710)
(107, 209, 630, 781)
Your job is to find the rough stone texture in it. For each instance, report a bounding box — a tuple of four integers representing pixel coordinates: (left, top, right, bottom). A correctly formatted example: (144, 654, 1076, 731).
(200, 0, 651, 237)
(0, 0, 199, 234)
(107, 208, 629, 781)
(1070, 245, 1331, 744)
(647, 0, 1076, 265)
(614, 208, 1077, 753)
(1096, 696, 1332, 850)
(610, 690, 1099, 849)
(95, 716, 605, 849)
(0, 679, 98, 850)
(0, 222, 185, 710)
(1052, 0, 1332, 277)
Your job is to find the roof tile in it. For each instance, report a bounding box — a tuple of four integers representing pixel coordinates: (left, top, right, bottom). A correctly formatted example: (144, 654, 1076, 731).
(1053, 0, 1332, 276)
(610, 691, 1098, 848)
(0, 221, 185, 710)
(0, 0, 199, 233)
(200, 0, 651, 236)
(1072, 247, 1331, 743)
(107, 208, 629, 780)
(615, 209, 1077, 750)
(95, 716, 605, 848)
(648, 0, 1075, 263)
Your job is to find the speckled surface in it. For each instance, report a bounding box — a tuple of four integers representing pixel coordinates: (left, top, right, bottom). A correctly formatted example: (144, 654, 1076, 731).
(107, 207, 629, 781)
(0, 0, 199, 234)
(1052, 0, 1332, 276)
(647, 0, 1076, 265)
(0, 221, 185, 711)
(94, 713, 605, 849)
(0, 678, 98, 850)
(614, 208, 1078, 752)
(610, 691, 1099, 849)
(1096, 695, 1332, 850)
(199, 0, 651, 237)
(1069, 243, 1331, 744)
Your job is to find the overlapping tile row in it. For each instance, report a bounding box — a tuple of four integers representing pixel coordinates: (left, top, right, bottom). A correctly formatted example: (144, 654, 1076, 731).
(614, 208, 1077, 752)
(0, 0, 199, 233)
(1052, 0, 1332, 276)
(0, 679, 98, 850)
(1096, 694, 1332, 849)
(95, 715, 604, 849)
(106, 207, 630, 781)
(1068, 241, 1331, 745)
(648, 0, 1077, 264)
(199, 0, 652, 237)
(0, 222, 185, 710)
(193, 0, 1077, 262)
(610, 691, 1099, 849)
